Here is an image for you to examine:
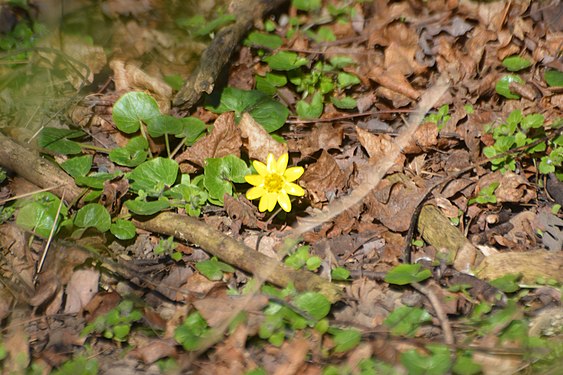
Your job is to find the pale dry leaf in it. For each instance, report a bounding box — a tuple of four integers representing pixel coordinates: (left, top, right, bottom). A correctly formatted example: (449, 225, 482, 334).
(64, 269, 100, 314)
(176, 112, 241, 172)
(239, 112, 287, 162)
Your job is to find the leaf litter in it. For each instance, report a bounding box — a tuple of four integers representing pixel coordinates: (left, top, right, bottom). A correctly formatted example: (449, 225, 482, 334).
(0, 0, 562, 374)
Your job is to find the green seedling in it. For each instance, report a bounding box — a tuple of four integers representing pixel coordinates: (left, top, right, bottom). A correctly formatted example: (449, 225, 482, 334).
(81, 300, 143, 342)
(424, 104, 451, 131)
(154, 236, 182, 261)
(384, 263, 432, 285)
(195, 257, 235, 281)
(384, 306, 432, 337)
(468, 182, 499, 205)
(174, 311, 213, 351)
(284, 245, 322, 271)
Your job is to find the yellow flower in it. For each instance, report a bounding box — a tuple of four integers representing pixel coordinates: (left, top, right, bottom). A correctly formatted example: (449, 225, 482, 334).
(245, 153, 305, 212)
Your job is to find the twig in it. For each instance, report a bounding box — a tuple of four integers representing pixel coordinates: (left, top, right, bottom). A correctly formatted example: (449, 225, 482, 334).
(411, 281, 455, 346)
(34, 189, 65, 285)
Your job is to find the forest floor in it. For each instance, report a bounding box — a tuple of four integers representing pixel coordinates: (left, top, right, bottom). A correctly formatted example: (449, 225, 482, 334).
(0, 0, 562, 374)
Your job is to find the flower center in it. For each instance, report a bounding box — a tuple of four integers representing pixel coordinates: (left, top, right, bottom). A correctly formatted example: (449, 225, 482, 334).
(264, 173, 283, 192)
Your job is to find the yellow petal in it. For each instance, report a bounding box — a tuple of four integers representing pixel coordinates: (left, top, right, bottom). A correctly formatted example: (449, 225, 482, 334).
(266, 153, 276, 173)
(245, 174, 264, 187)
(284, 166, 304, 182)
(253, 160, 268, 176)
(259, 192, 277, 212)
(284, 182, 305, 197)
(276, 153, 288, 174)
(246, 186, 265, 200)
(277, 191, 291, 212)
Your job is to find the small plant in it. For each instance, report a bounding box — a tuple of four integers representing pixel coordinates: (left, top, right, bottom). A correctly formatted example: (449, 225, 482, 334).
(483, 110, 562, 180)
(154, 236, 183, 261)
(81, 300, 143, 342)
(468, 182, 499, 205)
(424, 104, 451, 131)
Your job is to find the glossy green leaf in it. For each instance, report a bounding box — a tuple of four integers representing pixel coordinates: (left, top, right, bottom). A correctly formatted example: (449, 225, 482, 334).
(337, 72, 360, 89)
(16, 192, 66, 238)
(296, 91, 323, 119)
(331, 267, 350, 280)
(38, 127, 84, 155)
(112, 92, 161, 134)
(110, 219, 136, 240)
(453, 352, 482, 375)
(174, 312, 210, 351)
(124, 197, 170, 215)
(146, 114, 184, 137)
(384, 306, 432, 337)
(292, 0, 321, 11)
(74, 203, 111, 232)
(502, 55, 532, 72)
(174, 117, 208, 144)
(128, 157, 179, 196)
(264, 51, 308, 71)
(196, 257, 235, 281)
(60, 155, 92, 178)
(109, 136, 148, 167)
(293, 292, 331, 320)
(331, 96, 357, 109)
(400, 344, 451, 375)
(75, 172, 120, 190)
(495, 74, 525, 99)
(489, 273, 522, 293)
(329, 327, 362, 353)
(384, 263, 432, 285)
(245, 31, 283, 49)
(203, 155, 250, 205)
(544, 69, 563, 87)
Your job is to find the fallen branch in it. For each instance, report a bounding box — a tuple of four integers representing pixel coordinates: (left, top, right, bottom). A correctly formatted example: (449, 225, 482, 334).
(173, 0, 288, 109)
(0, 132, 83, 203)
(134, 212, 343, 303)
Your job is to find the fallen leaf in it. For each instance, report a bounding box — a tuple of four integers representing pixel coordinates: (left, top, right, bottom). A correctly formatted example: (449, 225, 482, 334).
(64, 269, 100, 314)
(176, 112, 241, 173)
(300, 150, 346, 206)
(239, 112, 287, 162)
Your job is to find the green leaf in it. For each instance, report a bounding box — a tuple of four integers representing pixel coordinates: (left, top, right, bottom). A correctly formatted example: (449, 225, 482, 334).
(331, 96, 357, 109)
(489, 273, 522, 293)
(60, 155, 92, 178)
(109, 136, 148, 167)
(306, 256, 322, 271)
(284, 245, 309, 269)
(384, 263, 432, 285)
(195, 14, 235, 36)
(255, 72, 287, 95)
(400, 344, 451, 375)
(245, 31, 283, 49)
(128, 157, 179, 196)
(110, 219, 136, 240)
(296, 91, 324, 119)
(146, 114, 184, 137)
(125, 197, 170, 215)
(174, 117, 208, 144)
(112, 92, 161, 134)
(329, 56, 355, 69)
(292, 0, 321, 11)
(74, 203, 111, 232)
(174, 312, 210, 351)
(384, 306, 432, 337)
(211, 87, 288, 132)
(52, 356, 99, 375)
(196, 257, 235, 281)
(453, 352, 482, 375)
(16, 192, 67, 238)
(264, 51, 308, 71)
(329, 327, 362, 353)
(75, 172, 119, 190)
(337, 72, 360, 89)
(495, 74, 525, 99)
(502, 55, 532, 72)
(203, 155, 250, 205)
(293, 292, 331, 320)
(38, 127, 84, 155)
(544, 69, 563, 87)
(331, 267, 350, 280)
(521, 113, 544, 129)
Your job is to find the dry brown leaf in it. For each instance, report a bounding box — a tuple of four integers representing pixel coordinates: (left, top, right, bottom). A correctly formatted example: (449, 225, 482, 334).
(300, 150, 346, 206)
(356, 126, 405, 171)
(193, 295, 268, 328)
(128, 339, 177, 364)
(294, 124, 344, 157)
(176, 112, 241, 173)
(239, 112, 287, 162)
(64, 269, 100, 314)
(368, 65, 420, 100)
(110, 59, 172, 112)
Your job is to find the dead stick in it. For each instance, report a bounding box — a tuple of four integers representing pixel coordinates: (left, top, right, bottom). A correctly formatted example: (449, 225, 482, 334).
(411, 282, 455, 346)
(133, 212, 343, 303)
(0, 132, 83, 203)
